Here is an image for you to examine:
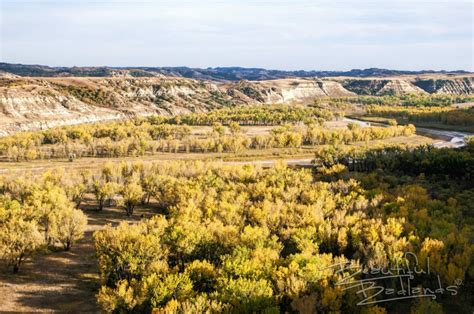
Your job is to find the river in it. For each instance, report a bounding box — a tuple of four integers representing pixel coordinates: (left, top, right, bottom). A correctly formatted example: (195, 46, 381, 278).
(343, 118, 472, 148)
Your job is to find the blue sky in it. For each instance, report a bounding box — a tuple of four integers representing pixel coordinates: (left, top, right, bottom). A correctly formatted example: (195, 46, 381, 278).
(0, 0, 473, 71)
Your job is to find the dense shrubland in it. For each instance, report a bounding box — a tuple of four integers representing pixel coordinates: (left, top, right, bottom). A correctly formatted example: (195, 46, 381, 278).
(314, 144, 474, 181)
(1, 143, 472, 311)
(330, 94, 474, 107)
(0, 170, 88, 273)
(165, 105, 334, 125)
(363, 106, 474, 130)
(89, 148, 472, 312)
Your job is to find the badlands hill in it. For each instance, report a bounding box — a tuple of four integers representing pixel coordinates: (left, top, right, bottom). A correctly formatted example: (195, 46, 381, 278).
(0, 74, 473, 136)
(337, 76, 474, 95)
(0, 77, 353, 135)
(0, 62, 471, 80)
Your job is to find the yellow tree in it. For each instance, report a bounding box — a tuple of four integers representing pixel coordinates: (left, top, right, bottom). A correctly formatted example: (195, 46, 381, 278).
(0, 198, 43, 273)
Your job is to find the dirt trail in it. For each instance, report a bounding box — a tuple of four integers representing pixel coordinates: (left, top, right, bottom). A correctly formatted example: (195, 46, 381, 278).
(0, 199, 154, 313)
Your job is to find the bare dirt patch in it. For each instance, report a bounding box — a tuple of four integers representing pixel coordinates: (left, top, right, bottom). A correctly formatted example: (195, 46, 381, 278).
(0, 196, 155, 313)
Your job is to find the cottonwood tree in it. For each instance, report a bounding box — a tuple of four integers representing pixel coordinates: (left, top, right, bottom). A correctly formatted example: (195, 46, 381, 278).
(27, 184, 74, 245)
(120, 179, 144, 216)
(92, 180, 119, 211)
(0, 198, 43, 273)
(50, 207, 87, 250)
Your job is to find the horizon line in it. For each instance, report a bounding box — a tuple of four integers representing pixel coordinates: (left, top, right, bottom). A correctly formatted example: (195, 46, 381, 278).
(1, 62, 472, 74)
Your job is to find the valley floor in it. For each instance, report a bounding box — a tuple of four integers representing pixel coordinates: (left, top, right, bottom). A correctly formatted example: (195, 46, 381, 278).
(0, 135, 434, 174)
(0, 134, 446, 312)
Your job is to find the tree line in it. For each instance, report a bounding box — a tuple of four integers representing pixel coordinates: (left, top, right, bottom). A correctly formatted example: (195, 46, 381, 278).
(313, 144, 474, 181)
(164, 105, 334, 125)
(364, 106, 474, 129)
(324, 94, 474, 107)
(0, 119, 415, 161)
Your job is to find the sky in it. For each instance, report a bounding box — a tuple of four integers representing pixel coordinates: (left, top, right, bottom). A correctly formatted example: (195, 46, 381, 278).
(0, 0, 473, 71)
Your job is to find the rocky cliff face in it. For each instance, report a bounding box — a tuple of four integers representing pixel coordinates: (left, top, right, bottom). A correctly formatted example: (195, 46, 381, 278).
(226, 79, 355, 104)
(0, 77, 352, 135)
(0, 77, 231, 135)
(412, 77, 474, 94)
(0, 75, 473, 136)
(340, 76, 474, 95)
(376, 80, 427, 95)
